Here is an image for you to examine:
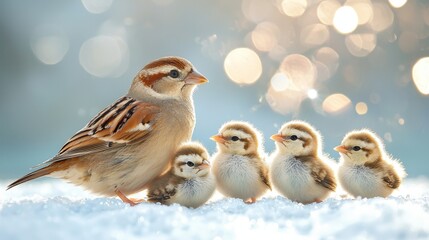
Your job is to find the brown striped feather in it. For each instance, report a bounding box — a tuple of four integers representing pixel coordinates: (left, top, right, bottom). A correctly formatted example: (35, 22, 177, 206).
(7, 158, 80, 190)
(49, 99, 159, 164)
(87, 97, 129, 127)
(310, 163, 337, 191)
(383, 169, 401, 189)
(301, 156, 337, 191)
(259, 166, 271, 190)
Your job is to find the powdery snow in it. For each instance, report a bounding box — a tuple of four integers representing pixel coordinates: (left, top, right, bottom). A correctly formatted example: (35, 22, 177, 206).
(1, 178, 428, 239)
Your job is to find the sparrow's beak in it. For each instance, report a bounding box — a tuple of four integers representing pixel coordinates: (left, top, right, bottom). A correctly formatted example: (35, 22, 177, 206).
(270, 134, 284, 142)
(210, 135, 226, 144)
(184, 69, 208, 85)
(334, 145, 348, 154)
(198, 160, 210, 170)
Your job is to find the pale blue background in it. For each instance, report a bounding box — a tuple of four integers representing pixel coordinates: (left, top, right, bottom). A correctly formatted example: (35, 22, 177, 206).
(1, 0, 428, 179)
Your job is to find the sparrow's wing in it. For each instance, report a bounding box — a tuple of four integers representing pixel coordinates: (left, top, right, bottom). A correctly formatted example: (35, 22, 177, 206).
(43, 97, 160, 164)
(310, 163, 337, 191)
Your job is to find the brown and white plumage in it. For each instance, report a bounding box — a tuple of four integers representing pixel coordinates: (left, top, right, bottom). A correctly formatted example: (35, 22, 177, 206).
(335, 129, 406, 198)
(7, 56, 208, 205)
(147, 142, 215, 208)
(270, 120, 337, 204)
(211, 121, 271, 203)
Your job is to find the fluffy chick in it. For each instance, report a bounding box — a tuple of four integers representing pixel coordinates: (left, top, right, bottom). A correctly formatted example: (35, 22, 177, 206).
(146, 142, 215, 208)
(270, 120, 337, 204)
(335, 129, 406, 198)
(211, 121, 270, 203)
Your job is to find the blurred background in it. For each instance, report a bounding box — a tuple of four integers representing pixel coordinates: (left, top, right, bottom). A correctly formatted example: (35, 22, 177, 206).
(0, 0, 428, 180)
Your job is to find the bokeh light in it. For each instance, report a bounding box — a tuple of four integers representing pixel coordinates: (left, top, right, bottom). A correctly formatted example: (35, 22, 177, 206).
(369, 2, 394, 32)
(266, 86, 305, 114)
(317, 0, 341, 25)
(224, 48, 262, 85)
(30, 25, 69, 65)
(251, 22, 280, 52)
(79, 36, 129, 78)
(398, 118, 405, 125)
(300, 24, 330, 47)
(313, 47, 339, 81)
(389, 0, 407, 8)
(307, 89, 318, 99)
(355, 102, 368, 115)
(242, 0, 274, 23)
(279, 54, 315, 91)
(81, 0, 113, 14)
(323, 93, 352, 113)
(384, 132, 393, 142)
(345, 34, 377, 57)
(333, 6, 359, 34)
(31, 36, 69, 65)
(350, 1, 374, 25)
(281, 0, 307, 18)
(270, 72, 290, 92)
(412, 57, 429, 95)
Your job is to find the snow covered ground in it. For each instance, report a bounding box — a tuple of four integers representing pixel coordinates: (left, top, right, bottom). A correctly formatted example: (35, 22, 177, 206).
(1, 178, 429, 240)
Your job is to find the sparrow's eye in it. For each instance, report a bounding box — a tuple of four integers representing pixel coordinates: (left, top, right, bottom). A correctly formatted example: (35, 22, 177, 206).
(290, 135, 298, 141)
(169, 69, 180, 78)
(186, 161, 195, 167)
(352, 146, 361, 151)
(231, 136, 239, 141)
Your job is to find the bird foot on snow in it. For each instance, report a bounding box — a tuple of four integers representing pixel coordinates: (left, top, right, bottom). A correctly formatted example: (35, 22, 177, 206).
(115, 190, 145, 206)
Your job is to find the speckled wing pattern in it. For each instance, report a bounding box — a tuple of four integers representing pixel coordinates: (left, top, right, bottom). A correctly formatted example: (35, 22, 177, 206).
(311, 167, 337, 191)
(259, 162, 271, 190)
(382, 169, 401, 189)
(43, 96, 159, 164)
(147, 185, 178, 202)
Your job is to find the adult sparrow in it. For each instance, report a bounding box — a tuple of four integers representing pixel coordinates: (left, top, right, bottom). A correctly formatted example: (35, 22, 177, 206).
(7, 56, 208, 206)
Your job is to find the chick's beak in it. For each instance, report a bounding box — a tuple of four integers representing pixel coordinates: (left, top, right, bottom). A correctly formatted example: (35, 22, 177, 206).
(270, 134, 284, 143)
(210, 135, 226, 144)
(184, 69, 208, 85)
(334, 145, 348, 154)
(198, 160, 210, 170)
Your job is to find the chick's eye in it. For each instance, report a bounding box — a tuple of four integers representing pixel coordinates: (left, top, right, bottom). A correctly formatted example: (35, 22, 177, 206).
(290, 135, 298, 141)
(169, 69, 180, 78)
(231, 136, 239, 141)
(186, 161, 194, 167)
(352, 146, 361, 151)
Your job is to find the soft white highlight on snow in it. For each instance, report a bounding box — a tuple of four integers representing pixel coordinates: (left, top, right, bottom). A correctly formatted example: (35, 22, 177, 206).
(1, 178, 429, 239)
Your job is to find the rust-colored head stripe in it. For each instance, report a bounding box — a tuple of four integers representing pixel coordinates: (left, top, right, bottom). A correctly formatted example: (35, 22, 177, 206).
(140, 58, 188, 87)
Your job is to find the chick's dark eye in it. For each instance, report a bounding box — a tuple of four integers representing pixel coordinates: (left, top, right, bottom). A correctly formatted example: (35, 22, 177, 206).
(231, 136, 239, 141)
(186, 161, 194, 167)
(290, 135, 298, 141)
(169, 69, 180, 78)
(352, 146, 361, 151)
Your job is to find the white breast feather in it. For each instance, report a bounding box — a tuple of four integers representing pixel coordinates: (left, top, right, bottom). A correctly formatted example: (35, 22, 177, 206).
(213, 153, 268, 200)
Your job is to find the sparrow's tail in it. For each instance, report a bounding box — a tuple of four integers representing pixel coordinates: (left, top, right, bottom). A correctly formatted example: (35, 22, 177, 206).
(6, 165, 54, 190)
